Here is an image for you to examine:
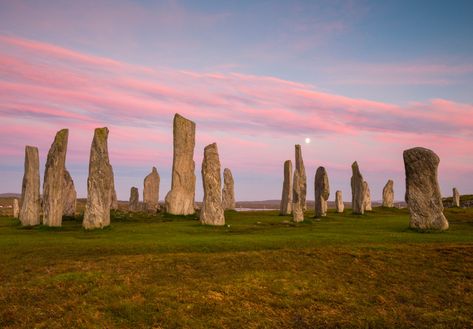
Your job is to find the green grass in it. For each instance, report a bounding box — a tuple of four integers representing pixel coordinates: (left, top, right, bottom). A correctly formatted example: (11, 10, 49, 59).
(1, 207, 473, 328)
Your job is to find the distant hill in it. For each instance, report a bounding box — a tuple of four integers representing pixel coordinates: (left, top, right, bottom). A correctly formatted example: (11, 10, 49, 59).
(0, 193, 21, 198)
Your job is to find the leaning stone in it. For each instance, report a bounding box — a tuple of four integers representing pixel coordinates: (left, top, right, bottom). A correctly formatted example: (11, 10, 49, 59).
(63, 169, 77, 216)
(19, 146, 41, 226)
(335, 190, 344, 213)
(279, 160, 292, 215)
(382, 179, 394, 208)
(295, 144, 307, 211)
(314, 166, 330, 217)
(165, 114, 196, 215)
(351, 161, 365, 214)
(129, 187, 140, 212)
(200, 143, 225, 225)
(404, 147, 448, 231)
(143, 167, 160, 212)
(83, 127, 113, 229)
(292, 170, 304, 223)
(363, 181, 372, 211)
(13, 198, 20, 218)
(222, 168, 236, 210)
(43, 129, 69, 227)
(452, 188, 460, 207)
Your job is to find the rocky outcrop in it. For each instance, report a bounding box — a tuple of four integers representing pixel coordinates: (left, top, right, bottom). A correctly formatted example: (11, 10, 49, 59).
(143, 167, 160, 212)
(13, 198, 19, 218)
(363, 181, 372, 211)
(165, 114, 196, 215)
(129, 187, 140, 212)
(453, 188, 460, 207)
(63, 169, 77, 216)
(382, 179, 394, 208)
(292, 171, 304, 223)
(83, 127, 113, 229)
(314, 166, 330, 217)
(351, 161, 365, 214)
(19, 146, 41, 226)
(335, 190, 344, 213)
(222, 168, 236, 210)
(279, 160, 292, 215)
(200, 143, 225, 225)
(403, 147, 448, 231)
(43, 129, 69, 227)
(295, 145, 307, 211)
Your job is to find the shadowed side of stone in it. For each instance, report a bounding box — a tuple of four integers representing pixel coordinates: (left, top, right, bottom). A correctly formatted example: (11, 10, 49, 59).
(314, 166, 330, 217)
(279, 160, 292, 215)
(351, 161, 364, 215)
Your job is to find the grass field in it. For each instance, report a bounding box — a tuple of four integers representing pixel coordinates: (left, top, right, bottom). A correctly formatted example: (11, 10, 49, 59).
(1, 207, 472, 328)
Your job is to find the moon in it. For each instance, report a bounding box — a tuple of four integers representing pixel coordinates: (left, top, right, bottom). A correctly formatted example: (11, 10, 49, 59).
(305, 137, 311, 144)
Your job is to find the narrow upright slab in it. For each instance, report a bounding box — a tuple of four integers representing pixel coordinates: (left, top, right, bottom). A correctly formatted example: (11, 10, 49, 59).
(295, 144, 307, 211)
(143, 167, 160, 212)
(110, 168, 118, 210)
(13, 199, 19, 218)
(279, 160, 292, 215)
(83, 127, 113, 229)
(63, 169, 77, 216)
(19, 146, 41, 226)
(292, 171, 304, 223)
(382, 180, 394, 208)
(335, 191, 344, 213)
(351, 161, 364, 214)
(404, 147, 448, 231)
(200, 143, 225, 225)
(165, 114, 196, 215)
(314, 166, 330, 217)
(43, 129, 69, 227)
(363, 181, 372, 211)
(222, 168, 236, 210)
(129, 187, 140, 212)
(453, 188, 460, 207)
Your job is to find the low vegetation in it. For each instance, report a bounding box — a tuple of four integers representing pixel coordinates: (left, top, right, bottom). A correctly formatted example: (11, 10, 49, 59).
(1, 207, 472, 328)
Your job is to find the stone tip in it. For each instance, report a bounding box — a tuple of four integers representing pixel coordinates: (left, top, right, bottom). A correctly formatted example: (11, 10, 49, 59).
(152, 166, 157, 172)
(204, 142, 218, 151)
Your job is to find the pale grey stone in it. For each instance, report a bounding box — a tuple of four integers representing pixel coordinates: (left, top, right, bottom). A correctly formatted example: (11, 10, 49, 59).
(314, 166, 330, 217)
(335, 190, 344, 213)
(63, 169, 77, 216)
(279, 160, 292, 215)
(292, 170, 304, 223)
(200, 143, 225, 225)
(129, 186, 140, 212)
(363, 181, 372, 211)
(19, 146, 41, 226)
(351, 161, 364, 215)
(382, 179, 394, 208)
(453, 188, 460, 207)
(295, 144, 307, 211)
(13, 198, 19, 218)
(143, 167, 160, 212)
(222, 168, 236, 210)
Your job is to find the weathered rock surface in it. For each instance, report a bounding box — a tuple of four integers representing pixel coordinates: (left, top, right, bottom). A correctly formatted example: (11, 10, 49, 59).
(222, 168, 236, 210)
(382, 179, 394, 208)
(42, 129, 68, 227)
(129, 187, 140, 212)
(314, 166, 330, 217)
(351, 161, 365, 214)
(292, 171, 304, 223)
(110, 168, 118, 210)
(200, 143, 225, 225)
(363, 181, 372, 211)
(279, 160, 292, 215)
(295, 145, 307, 211)
(143, 167, 160, 212)
(13, 198, 19, 218)
(404, 147, 448, 231)
(83, 127, 113, 229)
(19, 146, 41, 226)
(335, 190, 344, 213)
(453, 188, 460, 207)
(165, 114, 196, 215)
(63, 169, 77, 216)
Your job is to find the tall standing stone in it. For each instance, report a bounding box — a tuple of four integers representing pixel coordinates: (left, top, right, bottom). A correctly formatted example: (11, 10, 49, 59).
(335, 190, 344, 213)
(42, 129, 68, 227)
(363, 181, 372, 211)
(83, 127, 113, 229)
(13, 199, 19, 218)
(279, 160, 292, 215)
(110, 168, 118, 210)
(143, 167, 160, 212)
(200, 143, 225, 225)
(351, 161, 365, 214)
(292, 171, 304, 223)
(452, 188, 460, 207)
(295, 145, 307, 211)
(314, 166, 330, 217)
(63, 169, 77, 216)
(404, 147, 448, 231)
(129, 187, 140, 212)
(222, 168, 236, 210)
(19, 146, 41, 226)
(165, 114, 196, 215)
(382, 179, 394, 208)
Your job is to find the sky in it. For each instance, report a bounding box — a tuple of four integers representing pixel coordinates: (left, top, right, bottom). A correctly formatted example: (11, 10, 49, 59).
(0, 0, 472, 202)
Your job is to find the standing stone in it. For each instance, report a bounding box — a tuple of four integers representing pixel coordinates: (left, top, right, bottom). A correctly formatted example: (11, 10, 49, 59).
(314, 166, 330, 217)
(13, 199, 19, 218)
(404, 147, 448, 231)
(295, 145, 307, 211)
(363, 181, 372, 211)
(165, 114, 196, 215)
(382, 180, 394, 208)
(143, 167, 160, 212)
(452, 188, 460, 207)
(222, 168, 236, 210)
(19, 146, 41, 226)
(279, 160, 293, 215)
(335, 190, 344, 213)
(42, 129, 68, 227)
(110, 168, 118, 210)
(200, 143, 225, 225)
(292, 171, 304, 223)
(63, 169, 77, 216)
(129, 187, 140, 212)
(83, 127, 113, 229)
(351, 161, 365, 214)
